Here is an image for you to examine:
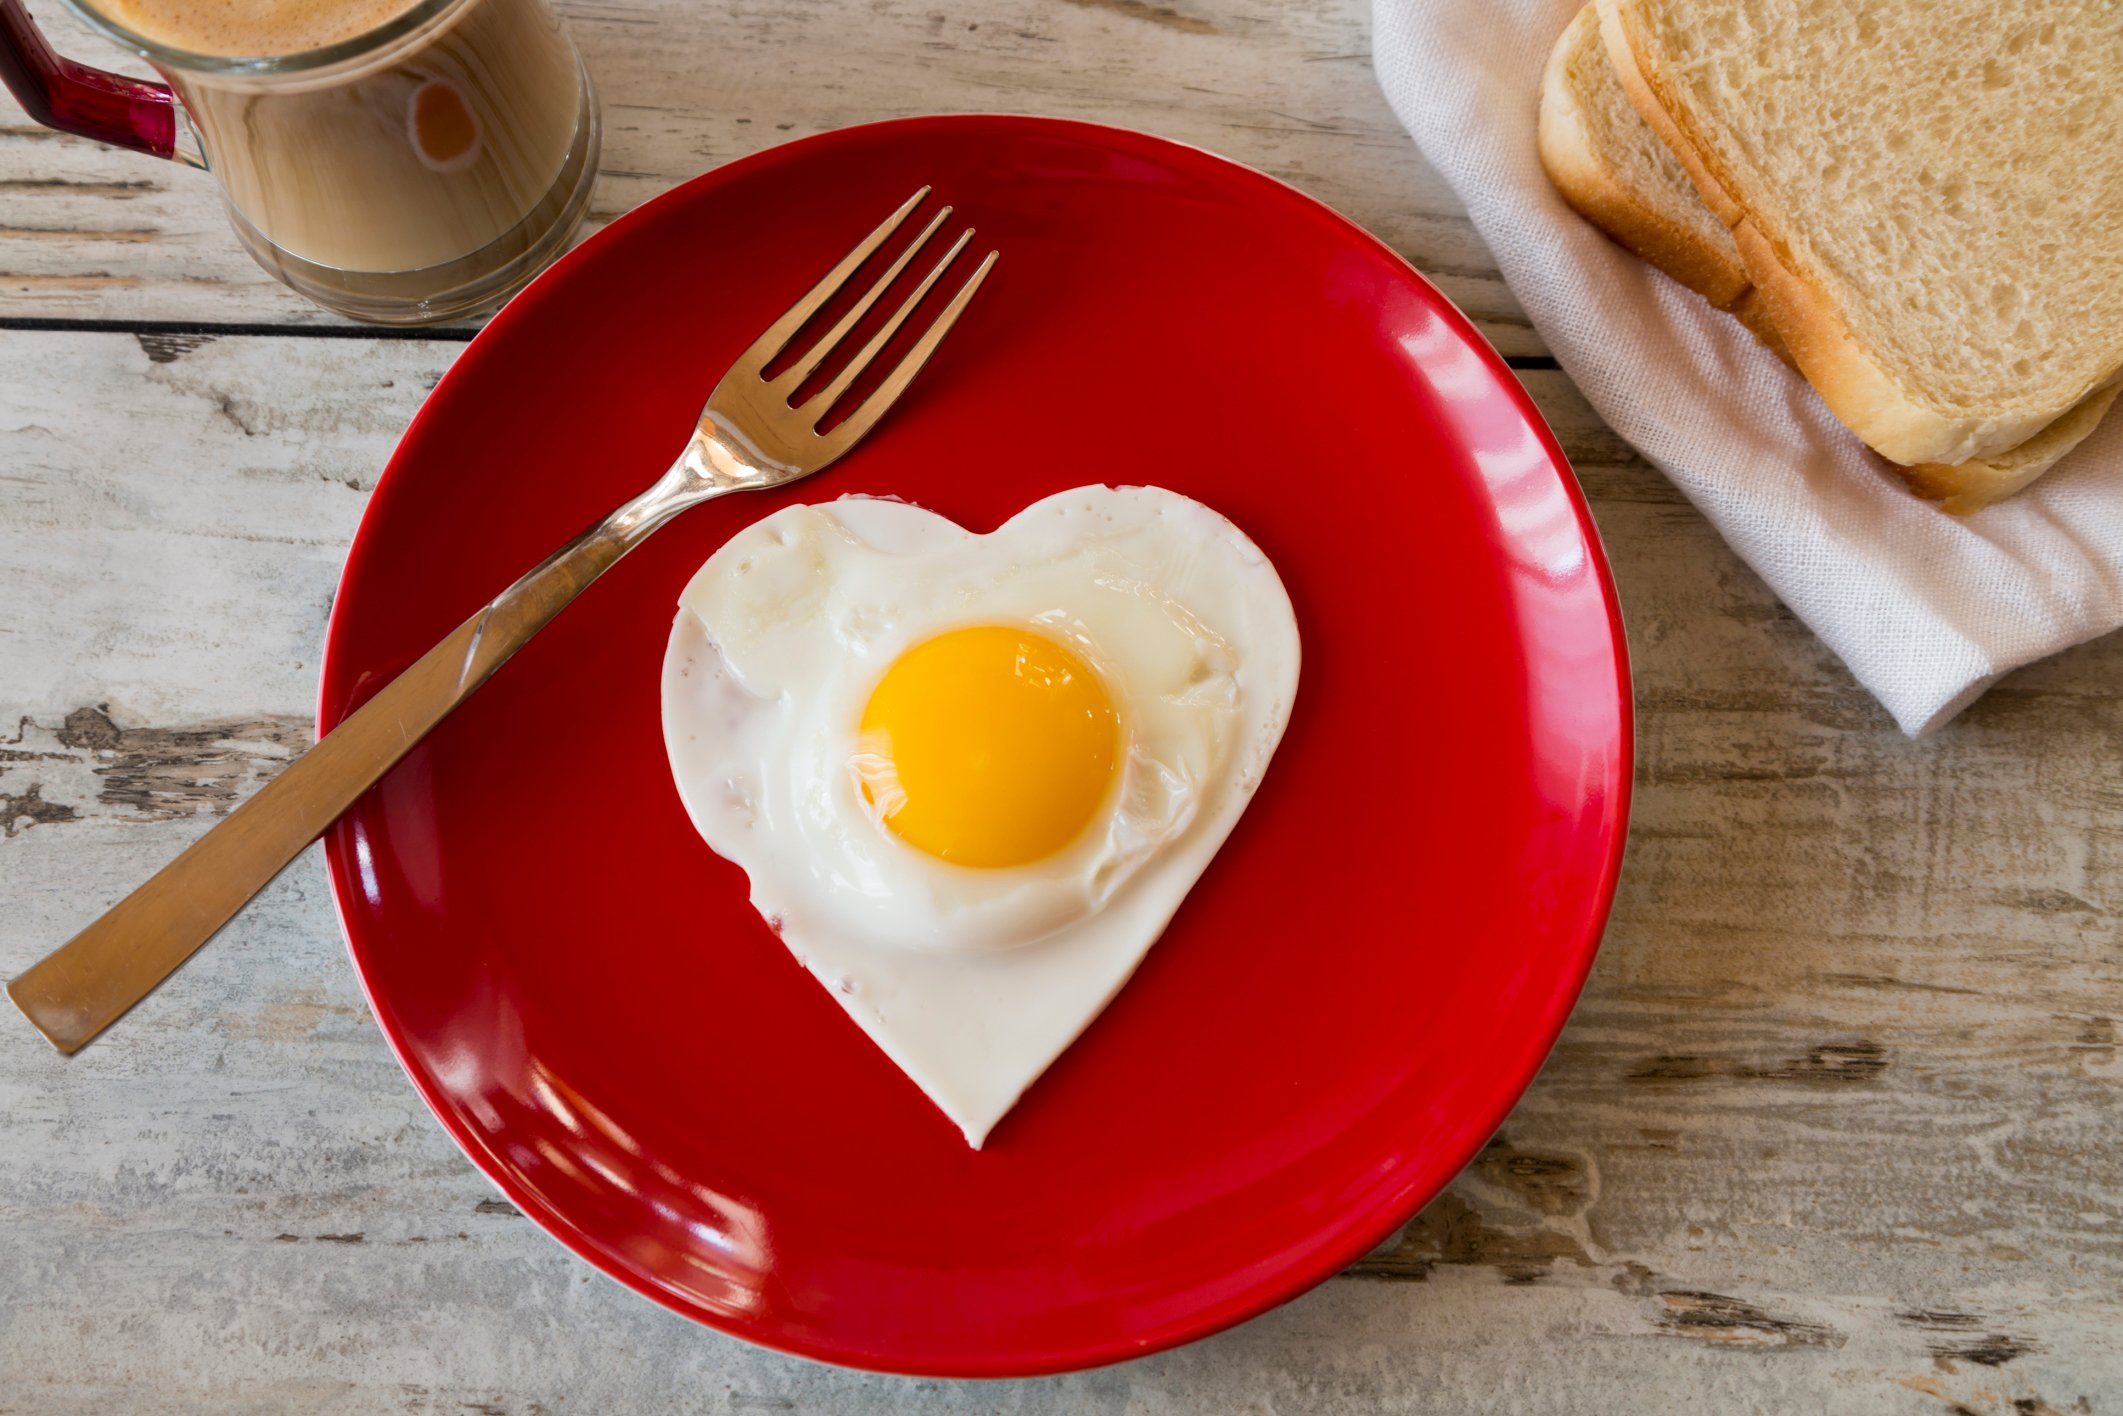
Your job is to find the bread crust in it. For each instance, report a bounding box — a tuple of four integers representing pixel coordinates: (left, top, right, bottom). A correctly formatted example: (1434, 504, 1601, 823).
(1725, 287, 1789, 365)
(1903, 382, 2121, 514)
(1596, 0, 2095, 467)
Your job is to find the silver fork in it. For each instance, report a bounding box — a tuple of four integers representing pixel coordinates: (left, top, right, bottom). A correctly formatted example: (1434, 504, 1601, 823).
(9, 188, 997, 1054)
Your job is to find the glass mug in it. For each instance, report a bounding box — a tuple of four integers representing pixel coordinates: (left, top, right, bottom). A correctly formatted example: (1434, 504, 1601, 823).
(0, 0, 599, 323)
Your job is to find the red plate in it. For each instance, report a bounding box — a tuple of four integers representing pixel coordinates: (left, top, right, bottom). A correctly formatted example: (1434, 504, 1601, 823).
(319, 115, 1631, 1376)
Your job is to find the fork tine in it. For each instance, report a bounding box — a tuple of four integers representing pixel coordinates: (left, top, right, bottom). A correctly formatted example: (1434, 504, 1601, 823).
(739, 186, 930, 372)
(774, 206, 952, 389)
(817, 248, 998, 452)
(804, 227, 975, 420)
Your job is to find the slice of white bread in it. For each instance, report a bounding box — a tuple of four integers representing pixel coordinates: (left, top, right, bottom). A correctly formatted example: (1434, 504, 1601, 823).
(1595, 0, 2123, 469)
(1537, 3, 1785, 356)
(1540, 3, 2120, 511)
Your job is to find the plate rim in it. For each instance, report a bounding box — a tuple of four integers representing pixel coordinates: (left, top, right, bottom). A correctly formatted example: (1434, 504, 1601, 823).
(316, 111, 1635, 1378)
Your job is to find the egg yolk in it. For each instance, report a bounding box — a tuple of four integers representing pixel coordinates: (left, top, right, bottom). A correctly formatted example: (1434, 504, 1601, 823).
(857, 626, 1120, 868)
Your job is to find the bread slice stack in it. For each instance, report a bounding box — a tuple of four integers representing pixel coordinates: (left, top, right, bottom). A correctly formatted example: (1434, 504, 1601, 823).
(1538, 0, 2123, 512)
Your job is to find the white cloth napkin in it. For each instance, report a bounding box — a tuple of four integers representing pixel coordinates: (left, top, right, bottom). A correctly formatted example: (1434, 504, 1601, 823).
(1371, 0, 2123, 735)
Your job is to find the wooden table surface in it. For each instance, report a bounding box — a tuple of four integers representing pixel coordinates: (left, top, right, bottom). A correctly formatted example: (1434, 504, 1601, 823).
(3, 1, 2119, 1411)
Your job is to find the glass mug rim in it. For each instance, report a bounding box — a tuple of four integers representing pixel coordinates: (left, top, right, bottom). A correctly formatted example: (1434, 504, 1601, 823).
(58, 0, 467, 77)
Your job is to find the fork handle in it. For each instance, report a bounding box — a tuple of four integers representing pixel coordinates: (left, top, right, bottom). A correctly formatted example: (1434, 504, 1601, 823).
(7, 472, 706, 1054)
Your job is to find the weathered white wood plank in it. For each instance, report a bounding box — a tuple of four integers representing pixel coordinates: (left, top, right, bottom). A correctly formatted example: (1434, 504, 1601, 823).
(0, 0, 1541, 354)
(3, 330, 2118, 1413)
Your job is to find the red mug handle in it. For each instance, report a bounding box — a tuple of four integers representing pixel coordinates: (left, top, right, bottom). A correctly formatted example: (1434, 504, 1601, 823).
(0, 0, 176, 159)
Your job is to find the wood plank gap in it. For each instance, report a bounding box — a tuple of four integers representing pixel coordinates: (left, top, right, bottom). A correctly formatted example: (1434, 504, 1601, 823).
(0, 315, 478, 342)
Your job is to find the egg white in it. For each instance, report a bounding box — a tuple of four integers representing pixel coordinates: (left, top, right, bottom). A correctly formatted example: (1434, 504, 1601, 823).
(661, 485, 1299, 1146)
